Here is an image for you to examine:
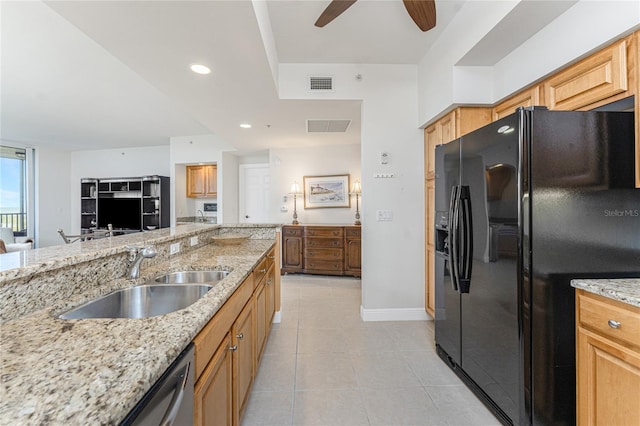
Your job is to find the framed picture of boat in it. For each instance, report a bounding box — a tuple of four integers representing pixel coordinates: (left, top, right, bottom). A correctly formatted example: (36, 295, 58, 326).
(303, 174, 351, 209)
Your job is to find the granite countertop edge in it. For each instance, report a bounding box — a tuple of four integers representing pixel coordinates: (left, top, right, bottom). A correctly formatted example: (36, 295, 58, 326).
(0, 238, 275, 425)
(0, 223, 281, 281)
(571, 278, 640, 308)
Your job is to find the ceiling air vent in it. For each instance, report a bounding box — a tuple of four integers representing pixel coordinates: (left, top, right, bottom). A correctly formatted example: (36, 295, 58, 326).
(309, 76, 334, 92)
(307, 119, 351, 133)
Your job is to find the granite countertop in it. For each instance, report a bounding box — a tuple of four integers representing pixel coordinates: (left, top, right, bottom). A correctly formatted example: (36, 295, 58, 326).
(0, 238, 275, 425)
(571, 278, 640, 307)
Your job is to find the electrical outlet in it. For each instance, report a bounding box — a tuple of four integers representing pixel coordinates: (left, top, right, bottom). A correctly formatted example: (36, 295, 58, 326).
(190, 236, 198, 246)
(170, 242, 181, 255)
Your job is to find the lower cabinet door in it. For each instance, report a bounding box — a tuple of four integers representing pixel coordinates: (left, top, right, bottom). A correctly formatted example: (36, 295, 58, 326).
(232, 301, 255, 424)
(255, 281, 267, 360)
(577, 326, 640, 425)
(265, 265, 276, 327)
(194, 333, 233, 426)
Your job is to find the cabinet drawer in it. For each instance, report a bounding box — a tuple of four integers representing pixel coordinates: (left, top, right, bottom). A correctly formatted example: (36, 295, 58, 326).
(305, 248, 344, 260)
(305, 227, 344, 238)
(283, 226, 303, 237)
(305, 238, 343, 248)
(304, 259, 343, 272)
(265, 247, 276, 269)
(577, 290, 640, 349)
(253, 256, 269, 288)
(346, 227, 361, 237)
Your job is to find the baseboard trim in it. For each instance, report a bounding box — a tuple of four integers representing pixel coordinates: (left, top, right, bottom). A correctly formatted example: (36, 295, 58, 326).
(360, 305, 431, 322)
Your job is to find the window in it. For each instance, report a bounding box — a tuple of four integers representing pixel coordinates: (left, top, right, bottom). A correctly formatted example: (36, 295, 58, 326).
(0, 145, 28, 236)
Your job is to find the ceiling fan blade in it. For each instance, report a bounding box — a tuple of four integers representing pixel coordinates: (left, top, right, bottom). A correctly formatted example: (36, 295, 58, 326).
(403, 0, 437, 32)
(315, 0, 358, 28)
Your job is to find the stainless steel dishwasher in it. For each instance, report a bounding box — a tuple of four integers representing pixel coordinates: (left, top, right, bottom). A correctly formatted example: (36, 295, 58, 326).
(120, 343, 194, 426)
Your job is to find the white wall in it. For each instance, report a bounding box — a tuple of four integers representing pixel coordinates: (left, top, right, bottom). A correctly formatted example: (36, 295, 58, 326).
(69, 145, 170, 233)
(269, 145, 361, 224)
(279, 63, 426, 320)
(33, 147, 71, 247)
(221, 152, 239, 223)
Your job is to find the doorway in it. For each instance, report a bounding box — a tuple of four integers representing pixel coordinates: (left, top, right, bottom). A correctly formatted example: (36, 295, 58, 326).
(239, 164, 270, 223)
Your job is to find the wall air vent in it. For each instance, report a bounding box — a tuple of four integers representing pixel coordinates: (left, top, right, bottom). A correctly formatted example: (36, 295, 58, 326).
(309, 76, 334, 92)
(307, 119, 351, 133)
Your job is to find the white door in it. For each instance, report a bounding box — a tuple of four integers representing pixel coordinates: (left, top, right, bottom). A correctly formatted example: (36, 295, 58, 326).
(239, 164, 270, 223)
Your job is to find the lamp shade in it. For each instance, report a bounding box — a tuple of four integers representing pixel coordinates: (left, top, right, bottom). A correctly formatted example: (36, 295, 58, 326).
(350, 180, 362, 194)
(290, 181, 302, 194)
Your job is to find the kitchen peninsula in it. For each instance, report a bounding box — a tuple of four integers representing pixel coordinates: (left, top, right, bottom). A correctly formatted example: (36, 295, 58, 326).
(0, 223, 279, 424)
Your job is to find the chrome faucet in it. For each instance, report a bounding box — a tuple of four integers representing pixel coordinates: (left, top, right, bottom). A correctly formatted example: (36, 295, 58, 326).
(127, 245, 157, 279)
(197, 210, 205, 222)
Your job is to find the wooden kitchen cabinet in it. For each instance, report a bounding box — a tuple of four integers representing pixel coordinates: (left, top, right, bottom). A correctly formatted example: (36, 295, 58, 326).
(254, 251, 277, 361)
(195, 333, 233, 426)
(232, 300, 255, 426)
(544, 37, 632, 112)
(425, 180, 435, 317)
(576, 290, 640, 426)
(254, 280, 267, 361)
(492, 85, 544, 121)
(187, 164, 217, 198)
(193, 241, 281, 426)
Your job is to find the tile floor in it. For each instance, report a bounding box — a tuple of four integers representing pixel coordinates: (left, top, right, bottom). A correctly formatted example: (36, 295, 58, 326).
(241, 274, 500, 426)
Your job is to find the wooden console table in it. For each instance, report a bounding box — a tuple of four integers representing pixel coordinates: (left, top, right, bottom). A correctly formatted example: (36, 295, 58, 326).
(281, 225, 361, 277)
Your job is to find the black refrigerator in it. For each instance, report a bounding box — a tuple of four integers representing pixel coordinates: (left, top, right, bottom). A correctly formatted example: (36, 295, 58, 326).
(434, 107, 640, 425)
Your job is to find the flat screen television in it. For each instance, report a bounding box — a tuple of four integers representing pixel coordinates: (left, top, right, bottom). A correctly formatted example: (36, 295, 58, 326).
(98, 198, 141, 230)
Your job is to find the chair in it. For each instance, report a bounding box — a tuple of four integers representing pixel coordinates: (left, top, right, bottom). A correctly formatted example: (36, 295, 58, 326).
(0, 227, 33, 252)
(57, 225, 112, 244)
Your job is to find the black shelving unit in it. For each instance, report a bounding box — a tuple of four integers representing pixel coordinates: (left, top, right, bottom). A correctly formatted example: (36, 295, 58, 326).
(80, 178, 99, 233)
(81, 175, 170, 233)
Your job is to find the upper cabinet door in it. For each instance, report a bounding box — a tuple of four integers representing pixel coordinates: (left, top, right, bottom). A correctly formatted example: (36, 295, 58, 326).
(187, 165, 217, 198)
(206, 165, 218, 197)
(544, 38, 629, 111)
(493, 86, 544, 121)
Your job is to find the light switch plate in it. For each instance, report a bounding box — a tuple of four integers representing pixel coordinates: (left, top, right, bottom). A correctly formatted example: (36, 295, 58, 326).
(170, 242, 181, 254)
(376, 210, 393, 221)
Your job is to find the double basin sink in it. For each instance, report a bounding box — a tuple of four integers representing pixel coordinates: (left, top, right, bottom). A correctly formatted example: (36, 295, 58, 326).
(59, 271, 229, 320)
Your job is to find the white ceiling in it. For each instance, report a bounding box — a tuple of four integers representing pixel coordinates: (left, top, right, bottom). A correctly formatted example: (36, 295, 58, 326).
(0, 0, 577, 154)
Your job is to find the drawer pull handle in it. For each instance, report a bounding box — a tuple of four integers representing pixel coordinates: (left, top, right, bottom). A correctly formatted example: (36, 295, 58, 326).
(267, 255, 275, 259)
(236, 332, 244, 340)
(259, 268, 267, 273)
(608, 320, 621, 329)
(229, 345, 238, 352)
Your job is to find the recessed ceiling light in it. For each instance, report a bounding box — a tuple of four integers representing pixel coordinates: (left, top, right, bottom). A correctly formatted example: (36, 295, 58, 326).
(239, 123, 252, 129)
(190, 64, 211, 75)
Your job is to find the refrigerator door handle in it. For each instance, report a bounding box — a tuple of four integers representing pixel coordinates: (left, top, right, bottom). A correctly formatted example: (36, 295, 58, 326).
(458, 185, 473, 293)
(449, 185, 461, 292)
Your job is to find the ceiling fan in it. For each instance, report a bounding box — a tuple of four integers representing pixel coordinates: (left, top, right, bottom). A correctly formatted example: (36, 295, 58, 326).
(315, 0, 436, 32)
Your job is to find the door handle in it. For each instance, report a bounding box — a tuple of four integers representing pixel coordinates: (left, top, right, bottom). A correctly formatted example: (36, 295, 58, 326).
(458, 185, 473, 294)
(449, 186, 461, 292)
(159, 361, 191, 426)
